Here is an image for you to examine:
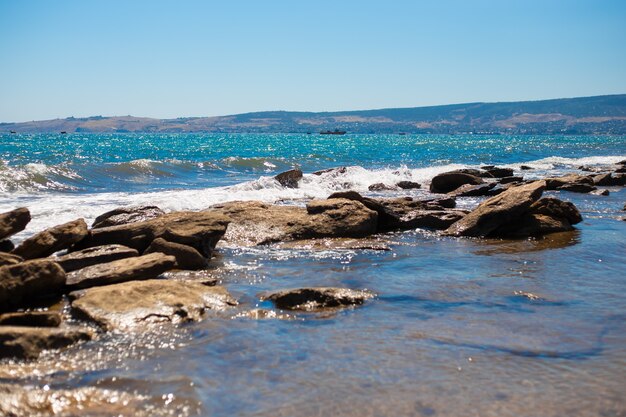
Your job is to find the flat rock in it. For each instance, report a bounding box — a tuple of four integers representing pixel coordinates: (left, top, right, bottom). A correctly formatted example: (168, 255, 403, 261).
(0, 260, 66, 311)
(0, 326, 92, 359)
(0, 311, 61, 327)
(261, 287, 375, 311)
(429, 171, 484, 193)
(499, 176, 524, 184)
(208, 199, 377, 246)
(545, 174, 594, 190)
(274, 169, 303, 188)
(74, 211, 230, 257)
(396, 181, 421, 189)
(53, 244, 139, 272)
(448, 182, 495, 197)
(70, 279, 237, 331)
(444, 180, 546, 237)
(66, 252, 176, 290)
(144, 237, 207, 270)
(0, 252, 23, 267)
(0, 208, 31, 241)
(92, 205, 165, 229)
(12, 219, 88, 259)
(529, 197, 583, 225)
(557, 183, 596, 193)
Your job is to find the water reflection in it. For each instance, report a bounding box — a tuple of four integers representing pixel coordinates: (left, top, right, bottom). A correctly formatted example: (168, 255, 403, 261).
(472, 230, 581, 255)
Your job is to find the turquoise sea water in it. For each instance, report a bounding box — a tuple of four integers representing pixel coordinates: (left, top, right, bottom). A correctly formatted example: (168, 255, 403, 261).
(1, 133, 625, 416)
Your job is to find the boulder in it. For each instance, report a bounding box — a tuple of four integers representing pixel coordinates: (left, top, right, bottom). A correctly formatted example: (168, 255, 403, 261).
(144, 237, 207, 270)
(0, 311, 61, 327)
(12, 219, 88, 259)
(444, 181, 546, 237)
(484, 167, 514, 178)
(396, 181, 421, 189)
(529, 198, 583, 225)
(492, 213, 574, 238)
(0, 260, 66, 311)
(65, 252, 176, 290)
(261, 287, 375, 311)
(545, 174, 594, 190)
(0, 252, 22, 267)
(92, 205, 165, 229)
(368, 183, 396, 191)
(0, 208, 31, 241)
(73, 211, 230, 257)
(593, 173, 626, 186)
(53, 244, 139, 272)
(328, 191, 401, 232)
(448, 183, 495, 197)
(429, 171, 484, 193)
(0, 326, 92, 359)
(0, 240, 14, 253)
(274, 169, 303, 188)
(70, 279, 237, 331)
(499, 176, 524, 184)
(208, 199, 377, 246)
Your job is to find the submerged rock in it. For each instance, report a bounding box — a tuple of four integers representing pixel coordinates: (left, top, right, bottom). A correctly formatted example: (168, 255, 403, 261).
(0, 311, 61, 327)
(12, 219, 88, 259)
(0, 326, 92, 359)
(0, 252, 23, 267)
(274, 169, 303, 188)
(429, 171, 484, 193)
(144, 237, 208, 270)
(92, 205, 165, 229)
(53, 244, 139, 272)
(0, 260, 66, 311)
(70, 279, 237, 331)
(66, 252, 176, 290)
(261, 287, 375, 311)
(0, 207, 31, 241)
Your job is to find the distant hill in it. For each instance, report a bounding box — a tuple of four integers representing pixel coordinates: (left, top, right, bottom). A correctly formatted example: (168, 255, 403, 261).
(2, 94, 626, 134)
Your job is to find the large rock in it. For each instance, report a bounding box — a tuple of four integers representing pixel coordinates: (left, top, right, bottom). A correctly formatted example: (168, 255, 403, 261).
(0, 252, 22, 267)
(593, 173, 626, 186)
(0, 311, 61, 327)
(74, 211, 230, 257)
(144, 237, 207, 270)
(492, 214, 574, 238)
(0, 208, 31, 241)
(484, 167, 514, 178)
(545, 174, 596, 192)
(274, 169, 303, 188)
(0, 326, 92, 359)
(396, 181, 421, 189)
(444, 181, 546, 237)
(430, 171, 484, 193)
(261, 287, 375, 311)
(328, 191, 401, 232)
(208, 199, 377, 246)
(92, 205, 165, 229)
(12, 219, 88, 259)
(66, 252, 176, 290)
(70, 279, 237, 331)
(53, 244, 139, 272)
(529, 198, 582, 225)
(0, 260, 66, 311)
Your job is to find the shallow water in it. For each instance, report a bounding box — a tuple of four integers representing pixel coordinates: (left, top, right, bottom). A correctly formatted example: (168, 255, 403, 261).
(1, 133, 625, 416)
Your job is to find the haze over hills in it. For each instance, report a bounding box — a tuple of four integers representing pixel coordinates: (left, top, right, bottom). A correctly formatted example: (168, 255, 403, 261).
(2, 94, 626, 135)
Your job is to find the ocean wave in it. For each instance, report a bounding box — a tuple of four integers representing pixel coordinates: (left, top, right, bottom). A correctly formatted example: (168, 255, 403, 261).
(0, 161, 83, 192)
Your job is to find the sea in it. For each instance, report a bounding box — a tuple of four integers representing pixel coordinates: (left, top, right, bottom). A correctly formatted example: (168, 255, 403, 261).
(1, 132, 625, 416)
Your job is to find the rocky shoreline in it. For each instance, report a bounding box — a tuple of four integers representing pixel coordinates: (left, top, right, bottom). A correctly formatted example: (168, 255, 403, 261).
(1, 160, 625, 368)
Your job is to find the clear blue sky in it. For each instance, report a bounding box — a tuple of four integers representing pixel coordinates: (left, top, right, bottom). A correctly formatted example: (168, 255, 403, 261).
(1, 0, 625, 122)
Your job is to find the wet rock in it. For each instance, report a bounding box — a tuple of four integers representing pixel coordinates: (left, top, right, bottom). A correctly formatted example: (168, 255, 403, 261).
(274, 169, 303, 188)
(233, 309, 294, 320)
(74, 211, 230, 257)
(261, 287, 375, 311)
(12, 219, 88, 259)
(0, 252, 22, 267)
(398, 210, 467, 230)
(0, 326, 92, 359)
(615, 166, 626, 173)
(0, 207, 31, 241)
(499, 176, 524, 184)
(53, 244, 139, 272)
(493, 213, 574, 238)
(593, 173, 626, 186)
(208, 200, 377, 246)
(312, 166, 347, 176)
(444, 181, 546, 237)
(458, 168, 493, 178)
(368, 183, 396, 191)
(448, 183, 495, 197)
(429, 171, 484, 193)
(484, 167, 514, 178)
(0, 311, 61, 327)
(545, 174, 594, 191)
(70, 279, 237, 331)
(92, 205, 165, 229)
(396, 180, 421, 189)
(556, 183, 596, 193)
(144, 237, 207, 270)
(0, 260, 66, 311)
(328, 191, 402, 232)
(277, 237, 391, 251)
(529, 198, 583, 225)
(590, 189, 610, 196)
(66, 252, 176, 290)
(520, 165, 533, 170)
(0, 240, 14, 253)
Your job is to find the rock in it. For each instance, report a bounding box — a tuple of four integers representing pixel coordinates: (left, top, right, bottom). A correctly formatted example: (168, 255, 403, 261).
(261, 287, 375, 311)
(0, 252, 23, 267)
(0, 260, 66, 311)
(457, 168, 493, 178)
(65, 252, 176, 290)
(448, 183, 495, 197)
(429, 171, 484, 193)
(327, 191, 402, 232)
(274, 169, 303, 188)
(545, 174, 594, 190)
(0, 311, 61, 327)
(556, 183, 596, 193)
(396, 181, 421, 189)
(0, 326, 92, 359)
(590, 189, 610, 196)
(396, 210, 467, 230)
(144, 237, 207, 270)
(53, 244, 139, 272)
(12, 219, 88, 259)
(529, 198, 582, 225)
(492, 213, 574, 238)
(0, 208, 31, 241)
(593, 173, 626, 186)
(520, 165, 533, 170)
(368, 183, 396, 191)
(0, 240, 14, 252)
(312, 167, 347, 176)
(484, 167, 514, 178)
(444, 181, 546, 237)
(208, 200, 377, 246)
(615, 166, 626, 173)
(499, 176, 524, 184)
(92, 205, 165, 229)
(70, 279, 237, 331)
(73, 211, 230, 257)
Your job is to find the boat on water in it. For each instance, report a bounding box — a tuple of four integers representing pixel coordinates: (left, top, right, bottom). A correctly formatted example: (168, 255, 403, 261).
(320, 129, 346, 135)
(60, 131, 67, 134)
(9, 130, 16, 134)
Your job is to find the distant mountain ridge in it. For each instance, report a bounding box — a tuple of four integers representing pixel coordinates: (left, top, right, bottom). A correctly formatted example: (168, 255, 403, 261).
(2, 94, 626, 134)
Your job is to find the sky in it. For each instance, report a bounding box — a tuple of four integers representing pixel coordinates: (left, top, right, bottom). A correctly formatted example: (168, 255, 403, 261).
(0, 0, 625, 122)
